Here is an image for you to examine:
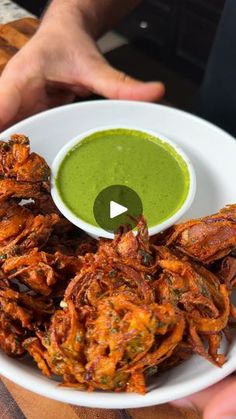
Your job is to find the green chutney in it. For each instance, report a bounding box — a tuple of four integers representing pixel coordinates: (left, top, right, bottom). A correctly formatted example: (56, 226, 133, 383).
(56, 129, 190, 227)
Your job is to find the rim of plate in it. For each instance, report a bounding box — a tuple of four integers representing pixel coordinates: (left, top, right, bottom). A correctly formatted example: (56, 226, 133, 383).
(51, 124, 196, 239)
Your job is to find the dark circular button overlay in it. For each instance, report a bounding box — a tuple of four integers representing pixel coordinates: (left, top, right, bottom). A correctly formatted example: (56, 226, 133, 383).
(93, 185, 143, 234)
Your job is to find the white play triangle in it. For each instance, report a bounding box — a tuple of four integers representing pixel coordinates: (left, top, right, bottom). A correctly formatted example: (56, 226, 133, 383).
(110, 200, 128, 219)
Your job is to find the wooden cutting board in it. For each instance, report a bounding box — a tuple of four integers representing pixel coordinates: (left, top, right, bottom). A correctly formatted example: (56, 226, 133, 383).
(0, 17, 39, 74)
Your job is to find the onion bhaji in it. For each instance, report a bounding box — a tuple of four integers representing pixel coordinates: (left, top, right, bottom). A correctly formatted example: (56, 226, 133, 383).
(0, 135, 236, 394)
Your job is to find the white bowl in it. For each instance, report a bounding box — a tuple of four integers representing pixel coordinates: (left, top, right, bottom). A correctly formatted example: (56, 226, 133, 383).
(51, 125, 196, 239)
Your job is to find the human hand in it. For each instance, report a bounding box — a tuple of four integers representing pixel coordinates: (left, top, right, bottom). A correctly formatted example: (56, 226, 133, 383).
(173, 375, 236, 418)
(0, 4, 164, 130)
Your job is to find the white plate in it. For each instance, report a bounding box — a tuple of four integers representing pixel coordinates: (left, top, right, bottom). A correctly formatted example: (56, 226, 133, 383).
(0, 100, 236, 409)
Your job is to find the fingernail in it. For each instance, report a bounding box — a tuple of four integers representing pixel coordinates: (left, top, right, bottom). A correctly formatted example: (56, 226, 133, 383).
(172, 398, 196, 409)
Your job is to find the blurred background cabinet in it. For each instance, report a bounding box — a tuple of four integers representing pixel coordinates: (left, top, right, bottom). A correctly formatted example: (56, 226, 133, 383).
(116, 0, 226, 82)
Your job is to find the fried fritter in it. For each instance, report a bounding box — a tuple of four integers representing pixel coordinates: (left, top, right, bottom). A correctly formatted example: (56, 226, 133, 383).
(3, 249, 82, 296)
(154, 246, 229, 365)
(0, 134, 50, 189)
(0, 136, 82, 357)
(0, 284, 55, 357)
(166, 204, 236, 263)
(23, 211, 236, 393)
(0, 311, 26, 356)
(0, 200, 59, 259)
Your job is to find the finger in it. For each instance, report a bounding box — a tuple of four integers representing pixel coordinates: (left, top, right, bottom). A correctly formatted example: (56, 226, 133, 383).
(172, 376, 236, 416)
(84, 58, 165, 102)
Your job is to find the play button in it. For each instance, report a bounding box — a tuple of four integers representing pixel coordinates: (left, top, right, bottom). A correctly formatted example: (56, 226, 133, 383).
(93, 185, 143, 234)
(110, 201, 128, 219)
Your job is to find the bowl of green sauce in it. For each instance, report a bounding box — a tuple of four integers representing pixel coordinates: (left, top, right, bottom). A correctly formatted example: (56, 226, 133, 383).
(51, 126, 196, 238)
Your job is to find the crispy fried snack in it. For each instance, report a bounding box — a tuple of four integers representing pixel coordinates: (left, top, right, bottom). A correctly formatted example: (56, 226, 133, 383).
(154, 246, 230, 365)
(0, 135, 236, 394)
(0, 280, 55, 356)
(0, 200, 59, 259)
(23, 215, 236, 393)
(0, 136, 84, 357)
(0, 134, 50, 189)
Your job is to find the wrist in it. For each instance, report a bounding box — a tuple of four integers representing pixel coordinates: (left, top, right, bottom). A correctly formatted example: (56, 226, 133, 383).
(39, 0, 100, 39)
(39, 0, 140, 40)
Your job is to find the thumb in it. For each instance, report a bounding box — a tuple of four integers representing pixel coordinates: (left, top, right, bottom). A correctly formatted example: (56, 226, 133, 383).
(85, 57, 165, 102)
